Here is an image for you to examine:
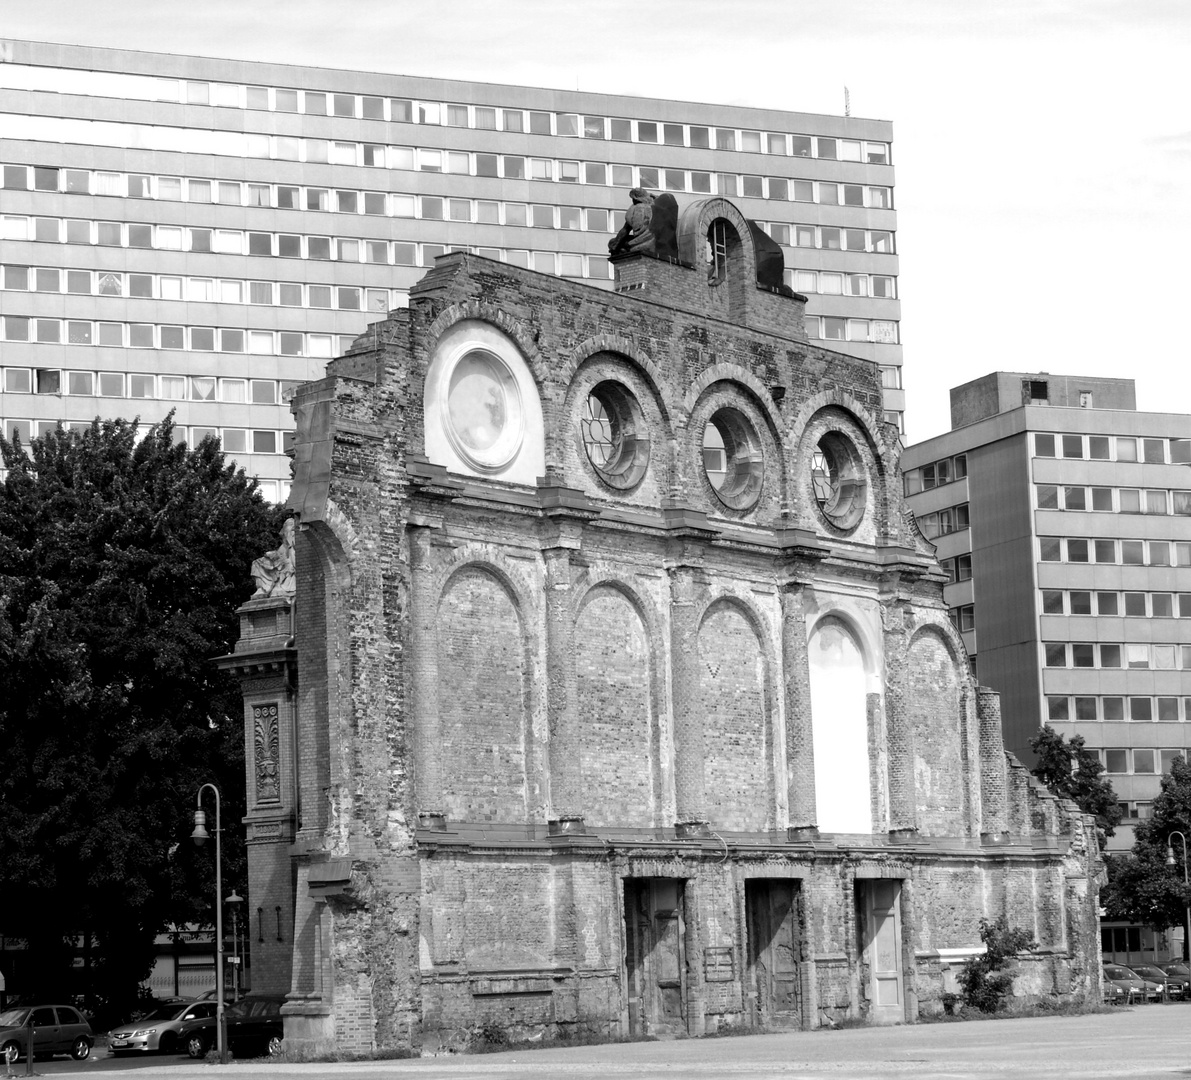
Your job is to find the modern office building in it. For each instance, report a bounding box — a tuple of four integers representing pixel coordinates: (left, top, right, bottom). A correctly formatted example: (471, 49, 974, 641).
(903, 372, 1191, 848)
(0, 40, 902, 500)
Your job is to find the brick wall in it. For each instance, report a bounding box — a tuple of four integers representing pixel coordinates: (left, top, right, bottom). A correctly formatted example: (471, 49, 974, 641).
(254, 200, 1103, 1055)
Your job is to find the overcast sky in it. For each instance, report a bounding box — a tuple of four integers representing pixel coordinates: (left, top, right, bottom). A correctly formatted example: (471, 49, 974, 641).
(6, 0, 1189, 440)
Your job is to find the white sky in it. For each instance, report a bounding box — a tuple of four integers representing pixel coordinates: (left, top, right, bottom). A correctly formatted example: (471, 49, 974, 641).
(6, 0, 1190, 440)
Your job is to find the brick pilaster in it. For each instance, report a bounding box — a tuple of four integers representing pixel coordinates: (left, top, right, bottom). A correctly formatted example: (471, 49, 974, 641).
(977, 685, 1008, 839)
(544, 546, 582, 822)
(780, 583, 818, 832)
(409, 526, 442, 814)
(669, 565, 709, 828)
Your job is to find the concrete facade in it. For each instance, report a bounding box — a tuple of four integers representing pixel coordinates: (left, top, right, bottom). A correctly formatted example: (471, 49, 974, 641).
(903, 372, 1191, 850)
(0, 39, 903, 507)
(225, 207, 1100, 1056)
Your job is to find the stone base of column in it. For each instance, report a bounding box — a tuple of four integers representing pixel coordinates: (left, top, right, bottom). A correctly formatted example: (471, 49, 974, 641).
(888, 826, 919, 843)
(548, 815, 587, 836)
(675, 820, 712, 840)
(417, 810, 447, 832)
(787, 825, 819, 843)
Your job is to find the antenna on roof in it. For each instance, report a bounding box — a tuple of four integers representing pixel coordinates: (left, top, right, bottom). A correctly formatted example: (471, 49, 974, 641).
(844, 86, 851, 117)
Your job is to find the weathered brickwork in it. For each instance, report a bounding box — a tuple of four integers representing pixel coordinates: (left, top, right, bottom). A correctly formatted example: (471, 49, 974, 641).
(224, 195, 1103, 1056)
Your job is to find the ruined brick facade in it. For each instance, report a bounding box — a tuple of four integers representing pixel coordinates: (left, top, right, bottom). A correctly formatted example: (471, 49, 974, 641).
(223, 197, 1102, 1055)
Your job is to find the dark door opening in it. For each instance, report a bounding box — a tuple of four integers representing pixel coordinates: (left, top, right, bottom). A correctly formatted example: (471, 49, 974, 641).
(623, 878, 686, 1035)
(745, 879, 802, 1028)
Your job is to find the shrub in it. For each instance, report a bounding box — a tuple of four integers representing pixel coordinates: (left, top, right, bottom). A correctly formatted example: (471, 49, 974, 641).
(958, 917, 1036, 1013)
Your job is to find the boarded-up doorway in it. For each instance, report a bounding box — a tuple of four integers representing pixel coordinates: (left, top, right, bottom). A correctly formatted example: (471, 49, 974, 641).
(859, 879, 904, 1023)
(623, 878, 686, 1035)
(745, 879, 802, 1028)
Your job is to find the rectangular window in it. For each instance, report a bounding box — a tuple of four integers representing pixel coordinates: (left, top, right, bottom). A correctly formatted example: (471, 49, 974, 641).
(1069, 591, 1092, 615)
(1036, 484, 1059, 509)
(1155, 645, 1177, 669)
(1126, 644, 1150, 669)
(1151, 541, 1171, 566)
(1145, 489, 1168, 514)
(1134, 748, 1156, 772)
(1120, 489, 1141, 513)
(1061, 434, 1083, 458)
(1067, 538, 1088, 562)
(1144, 438, 1166, 463)
(1097, 592, 1119, 615)
(1047, 696, 1069, 721)
(1091, 487, 1113, 511)
(1125, 592, 1147, 616)
(1044, 643, 1067, 667)
(1103, 698, 1125, 721)
(1039, 538, 1062, 562)
(1074, 697, 1097, 721)
(1094, 539, 1116, 563)
(1105, 749, 1128, 773)
(1121, 540, 1144, 565)
(1072, 643, 1095, 667)
(1088, 435, 1110, 460)
(1034, 433, 1055, 457)
(1117, 437, 1137, 461)
(1100, 644, 1121, 668)
(1042, 590, 1064, 614)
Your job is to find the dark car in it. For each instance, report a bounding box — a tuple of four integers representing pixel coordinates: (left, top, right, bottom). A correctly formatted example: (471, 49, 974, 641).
(1160, 961, 1191, 992)
(177, 994, 286, 1058)
(1103, 963, 1153, 1004)
(1131, 963, 1185, 999)
(0, 1005, 93, 1062)
(107, 1000, 217, 1054)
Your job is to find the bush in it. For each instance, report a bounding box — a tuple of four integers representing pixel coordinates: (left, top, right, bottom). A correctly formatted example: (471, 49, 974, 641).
(958, 917, 1036, 1013)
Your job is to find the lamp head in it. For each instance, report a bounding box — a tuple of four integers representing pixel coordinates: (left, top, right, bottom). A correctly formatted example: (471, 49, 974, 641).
(1168, 845, 1177, 867)
(226, 893, 244, 905)
(191, 808, 210, 847)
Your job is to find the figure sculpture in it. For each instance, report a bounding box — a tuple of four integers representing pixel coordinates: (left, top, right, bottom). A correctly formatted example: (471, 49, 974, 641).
(608, 188, 680, 260)
(251, 516, 296, 599)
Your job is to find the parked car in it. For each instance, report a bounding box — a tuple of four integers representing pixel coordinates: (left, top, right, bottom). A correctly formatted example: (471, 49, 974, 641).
(107, 1000, 218, 1055)
(1160, 961, 1191, 986)
(1103, 964, 1151, 1004)
(0, 1005, 93, 1062)
(1132, 963, 1186, 999)
(177, 994, 286, 1058)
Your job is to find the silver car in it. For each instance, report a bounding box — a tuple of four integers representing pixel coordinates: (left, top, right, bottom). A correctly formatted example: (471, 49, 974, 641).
(107, 1000, 217, 1055)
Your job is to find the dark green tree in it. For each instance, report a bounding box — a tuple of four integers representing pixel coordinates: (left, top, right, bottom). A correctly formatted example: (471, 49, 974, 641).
(1101, 755, 1191, 948)
(0, 417, 282, 1023)
(1029, 724, 1123, 847)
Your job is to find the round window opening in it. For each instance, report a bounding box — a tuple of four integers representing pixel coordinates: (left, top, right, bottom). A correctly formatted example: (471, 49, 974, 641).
(444, 348, 524, 471)
(811, 432, 866, 530)
(702, 408, 763, 510)
(581, 381, 650, 489)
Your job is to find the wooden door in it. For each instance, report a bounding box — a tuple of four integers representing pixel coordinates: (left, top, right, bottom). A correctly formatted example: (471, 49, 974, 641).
(623, 878, 686, 1035)
(746, 880, 802, 1028)
(861, 879, 904, 1023)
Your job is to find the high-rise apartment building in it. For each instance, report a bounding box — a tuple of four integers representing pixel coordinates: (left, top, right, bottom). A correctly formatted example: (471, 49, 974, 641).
(0, 40, 901, 499)
(902, 372, 1191, 848)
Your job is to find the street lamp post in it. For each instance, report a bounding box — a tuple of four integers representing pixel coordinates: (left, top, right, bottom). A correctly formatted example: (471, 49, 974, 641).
(226, 893, 243, 1003)
(191, 784, 226, 1064)
(1165, 831, 1191, 964)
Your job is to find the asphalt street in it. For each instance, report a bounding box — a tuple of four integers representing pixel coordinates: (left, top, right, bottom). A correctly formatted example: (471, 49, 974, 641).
(19, 1006, 1191, 1080)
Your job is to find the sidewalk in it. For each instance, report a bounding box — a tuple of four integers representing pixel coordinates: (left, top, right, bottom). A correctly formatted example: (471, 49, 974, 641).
(59, 1006, 1191, 1080)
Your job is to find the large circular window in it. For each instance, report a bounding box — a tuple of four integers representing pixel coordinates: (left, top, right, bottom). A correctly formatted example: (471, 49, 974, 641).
(580, 381, 650, 489)
(443, 349, 523, 471)
(811, 432, 866, 530)
(702, 409, 763, 509)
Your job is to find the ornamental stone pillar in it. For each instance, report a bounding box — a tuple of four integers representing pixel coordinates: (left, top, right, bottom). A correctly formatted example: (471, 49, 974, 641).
(881, 599, 918, 837)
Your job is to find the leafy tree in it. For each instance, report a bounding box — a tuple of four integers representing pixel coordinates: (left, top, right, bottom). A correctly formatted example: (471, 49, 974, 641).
(957, 917, 1036, 1012)
(1029, 724, 1123, 847)
(1101, 755, 1191, 948)
(0, 417, 281, 1023)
